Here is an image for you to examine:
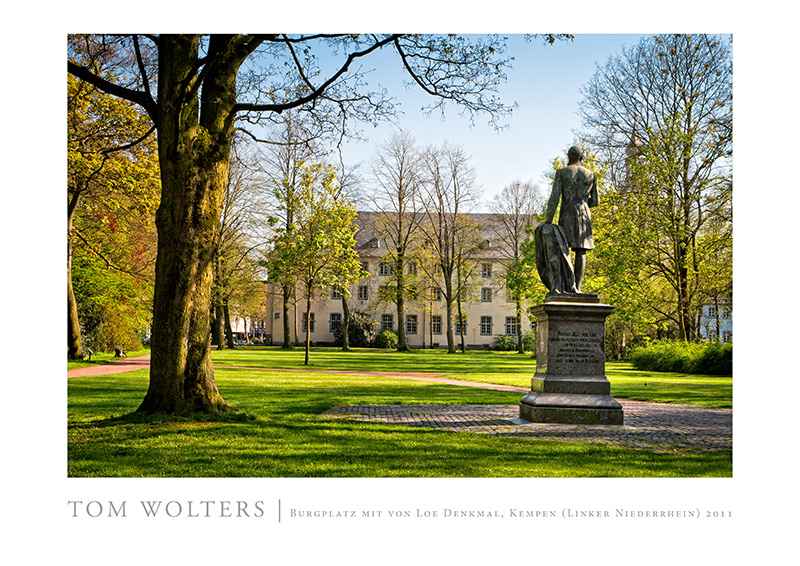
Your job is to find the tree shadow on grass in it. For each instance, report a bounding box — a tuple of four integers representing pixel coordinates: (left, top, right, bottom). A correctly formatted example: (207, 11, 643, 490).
(70, 409, 264, 431)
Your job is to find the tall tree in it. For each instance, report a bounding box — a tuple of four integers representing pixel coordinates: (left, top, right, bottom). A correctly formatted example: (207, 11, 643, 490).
(368, 131, 423, 351)
(418, 142, 480, 353)
(578, 34, 732, 341)
(212, 137, 265, 349)
(268, 165, 364, 365)
(257, 112, 328, 348)
(488, 180, 544, 353)
(68, 58, 159, 358)
(68, 33, 562, 414)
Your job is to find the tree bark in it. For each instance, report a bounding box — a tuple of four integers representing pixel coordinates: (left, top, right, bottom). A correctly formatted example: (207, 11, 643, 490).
(211, 303, 225, 349)
(304, 294, 312, 365)
(457, 297, 466, 353)
(223, 300, 235, 348)
(282, 284, 292, 349)
(444, 278, 455, 353)
(68, 192, 83, 359)
(396, 266, 408, 351)
(340, 294, 351, 351)
(138, 35, 245, 414)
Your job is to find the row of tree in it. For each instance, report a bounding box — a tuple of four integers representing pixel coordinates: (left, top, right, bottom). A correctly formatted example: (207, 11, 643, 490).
(577, 34, 732, 348)
(364, 131, 547, 355)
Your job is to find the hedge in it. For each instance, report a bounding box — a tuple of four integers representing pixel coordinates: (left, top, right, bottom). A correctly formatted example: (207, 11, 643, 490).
(629, 340, 732, 376)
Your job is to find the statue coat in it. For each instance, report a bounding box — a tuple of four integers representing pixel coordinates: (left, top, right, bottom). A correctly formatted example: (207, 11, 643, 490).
(545, 163, 599, 250)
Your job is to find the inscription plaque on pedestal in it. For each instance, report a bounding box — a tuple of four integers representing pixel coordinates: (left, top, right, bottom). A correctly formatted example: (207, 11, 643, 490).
(519, 296, 624, 425)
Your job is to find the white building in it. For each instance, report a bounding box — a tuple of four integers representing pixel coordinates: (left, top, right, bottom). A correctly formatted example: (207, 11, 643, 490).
(262, 211, 534, 349)
(698, 300, 733, 343)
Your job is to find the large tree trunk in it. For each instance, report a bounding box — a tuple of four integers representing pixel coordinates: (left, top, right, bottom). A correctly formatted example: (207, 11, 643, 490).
(68, 193, 83, 359)
(516, 299, 524, 354)
(138, 35, 244, 414)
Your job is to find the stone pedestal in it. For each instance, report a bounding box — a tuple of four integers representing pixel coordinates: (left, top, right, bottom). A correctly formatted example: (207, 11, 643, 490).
(519, 294, 624, 425)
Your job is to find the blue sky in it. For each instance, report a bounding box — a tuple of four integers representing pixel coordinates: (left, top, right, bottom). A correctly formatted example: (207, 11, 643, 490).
(337, 34, 644, 208)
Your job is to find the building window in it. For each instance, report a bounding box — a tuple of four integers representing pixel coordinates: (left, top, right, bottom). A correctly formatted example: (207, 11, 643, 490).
(274, 312, 281, 319)
(707, 306, 717, 317)
(407, 261, 417, 275)
(331, 287, 342, 299)
(480, 316, 493, 336)
(381, 314, 394, 332)
(455, 316, 467, 335)
(723, 330, 732, 343)
(433, 287, 443, 302)
(302, 312, 315, 333)
(379, 262, 393, 276)
(505, 316, 518, 336)
(481, 287, 492, 302)
(482, 263, 492, 278)
(329, 313, 342, 333)
(358, 286, 369, 301)
(431, 315, 442, 335)
(406, 314, 418, 335)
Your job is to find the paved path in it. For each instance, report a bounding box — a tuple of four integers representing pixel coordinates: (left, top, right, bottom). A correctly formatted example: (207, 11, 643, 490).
(323, 401, 732, 453)
(68, 354, 151, 378)
(68, 356, 732, 453)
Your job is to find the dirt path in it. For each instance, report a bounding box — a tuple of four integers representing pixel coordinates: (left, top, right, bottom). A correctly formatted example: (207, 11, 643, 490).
(67, 354, 151, 378)
(68, 357, 525, 392)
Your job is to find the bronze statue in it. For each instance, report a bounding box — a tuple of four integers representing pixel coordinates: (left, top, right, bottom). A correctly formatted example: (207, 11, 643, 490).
(544, 146, 598, 292)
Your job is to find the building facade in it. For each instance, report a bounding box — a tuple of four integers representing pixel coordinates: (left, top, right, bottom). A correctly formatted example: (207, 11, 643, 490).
(263, 211, 534, 349)
(698, 300, 733, 343)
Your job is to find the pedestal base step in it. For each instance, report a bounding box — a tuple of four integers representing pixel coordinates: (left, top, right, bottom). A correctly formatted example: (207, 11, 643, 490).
(520, 392, 624, 425)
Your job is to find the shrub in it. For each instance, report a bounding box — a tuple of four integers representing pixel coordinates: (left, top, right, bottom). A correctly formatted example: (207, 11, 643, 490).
(522, 330, 536, 352)
(694, 342, 733, 375)
(333, 311, 377, 348)
(374, 330, 399, 349)
(629, 340, 732, 375)
(491, 335, 517, 351)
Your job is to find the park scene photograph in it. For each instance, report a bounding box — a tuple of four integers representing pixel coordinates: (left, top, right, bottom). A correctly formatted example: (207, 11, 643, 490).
(66, 32, 732, 479)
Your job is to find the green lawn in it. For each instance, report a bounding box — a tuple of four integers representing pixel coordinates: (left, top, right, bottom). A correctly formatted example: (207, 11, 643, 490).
(213, 346, 732, 409)
(68, 347, 732, 478)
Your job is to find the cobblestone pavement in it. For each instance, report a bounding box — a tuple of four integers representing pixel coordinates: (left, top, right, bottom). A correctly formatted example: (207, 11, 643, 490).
(322, 400, 732, 453)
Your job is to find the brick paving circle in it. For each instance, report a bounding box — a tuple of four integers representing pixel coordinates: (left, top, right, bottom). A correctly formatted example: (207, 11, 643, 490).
(322, 400, 732, 453)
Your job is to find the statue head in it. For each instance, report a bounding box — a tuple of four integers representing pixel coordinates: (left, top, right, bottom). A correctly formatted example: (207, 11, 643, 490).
(567, 146, 584, 164)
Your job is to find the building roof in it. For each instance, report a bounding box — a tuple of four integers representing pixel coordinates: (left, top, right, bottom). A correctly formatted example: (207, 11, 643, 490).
(354, 210, 536, 261)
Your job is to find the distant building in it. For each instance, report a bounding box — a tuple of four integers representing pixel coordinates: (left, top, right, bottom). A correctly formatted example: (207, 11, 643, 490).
(262, 211, 534, 349)
(698, 300, 733, 343)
